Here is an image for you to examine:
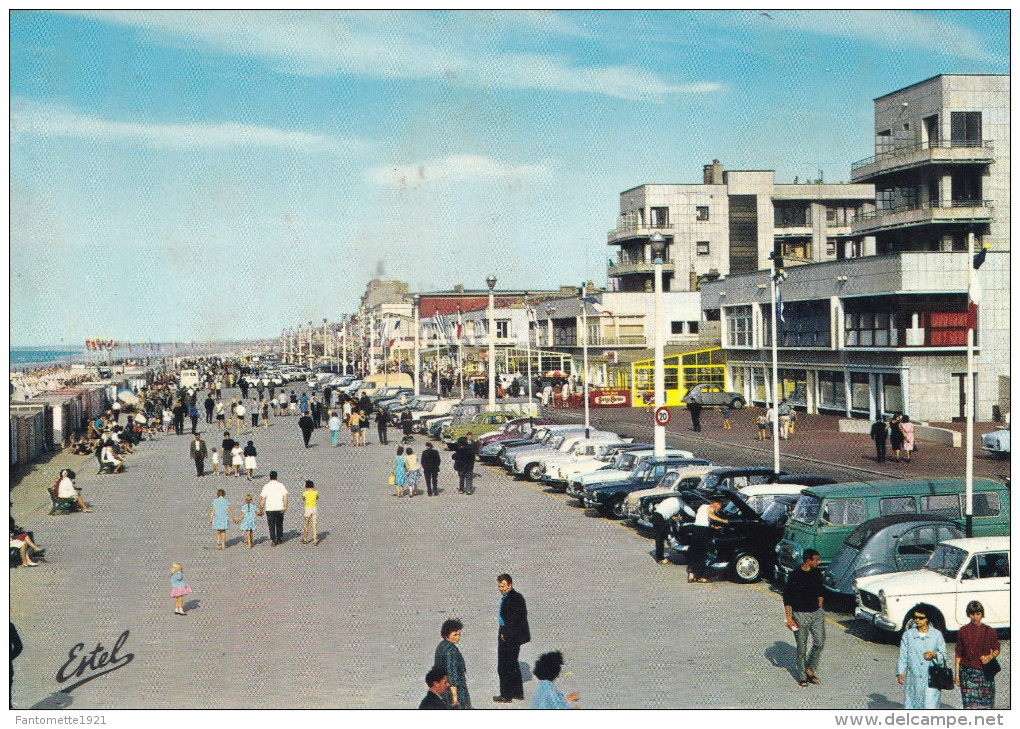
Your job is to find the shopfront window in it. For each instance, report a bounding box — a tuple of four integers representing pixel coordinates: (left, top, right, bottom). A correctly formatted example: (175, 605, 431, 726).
(817, 370, 846, 411)
(882, 373, 903, 414)
(850, 372, 871, 413)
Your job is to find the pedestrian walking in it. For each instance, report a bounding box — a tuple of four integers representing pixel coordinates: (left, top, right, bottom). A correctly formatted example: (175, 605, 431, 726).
(289, 391, 298, 416)
(419, 667, 449, 710)
(235, 401, 246, 434)
(870, 416, 889, 463)
(955, 600, 1000, 709)
(260, 398, 270, 428)
(189, 433, 208, 476)
(721, 404, 731, 429)
(298, 413, 315, 448)
(766, 403, 776, 439)
(392, 446, 407, 497)
(250, 399, 260, 428)
(235, 493, 257, 549)
(170, 563, 192, 616)
(349, 409, 364, 447)
(494, 574, 530, 703)
(531, 651, 579, 709)
(214, 400, 225, 430)
(897, 604, 946, 709)
(452, 435, 476, 494)
(755, 410, 768, 441)
(375, 406, 389, 445)
(230, 442, 244, 478)
(243, 440, 257, 480)
(188, 404, 200, 434)
(889, 413, 904, 461)
(210, 447, 220, 476)
(783, 549, 825, 687)
(421, 441, 441, 496)
(686, 393, 702, 432)
(404, 447, 421, 497)
(270, 396, 279, 418)
(301, 480, 318, 545)
(778, 399, 792, 440)
(328, 411, 342, 447)
(209, 488, 235, 550)
(400, 407, 414, 443)
(258, 471, 288, 547)
(434, 619, 470, 709)
(899, 415, 915, 463)
(204, 393, 215, 424)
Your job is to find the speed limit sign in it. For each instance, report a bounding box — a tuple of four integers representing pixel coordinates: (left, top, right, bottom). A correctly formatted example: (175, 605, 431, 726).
(653, 406, 671, 426)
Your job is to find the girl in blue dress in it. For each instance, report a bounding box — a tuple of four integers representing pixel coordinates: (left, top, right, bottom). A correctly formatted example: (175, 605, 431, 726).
(235, 493, 257, 549)
(392, 446, 407, 497)
(208, 489, 235, 550)
(170, 563, 192, 616)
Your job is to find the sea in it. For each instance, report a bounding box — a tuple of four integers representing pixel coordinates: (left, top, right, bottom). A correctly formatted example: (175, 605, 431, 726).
(10, 347, 87, 367)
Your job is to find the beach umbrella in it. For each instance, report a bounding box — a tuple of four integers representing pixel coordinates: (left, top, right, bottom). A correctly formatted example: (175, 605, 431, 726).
(117, 389, 140, 405)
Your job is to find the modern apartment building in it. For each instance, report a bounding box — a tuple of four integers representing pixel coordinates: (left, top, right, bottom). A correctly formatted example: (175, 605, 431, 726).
(606, 161, 874, 293)
(701, 74, 1009, 423)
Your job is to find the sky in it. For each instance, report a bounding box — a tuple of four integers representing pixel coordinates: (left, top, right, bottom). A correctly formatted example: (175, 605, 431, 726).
(9, 10, 1010, 346)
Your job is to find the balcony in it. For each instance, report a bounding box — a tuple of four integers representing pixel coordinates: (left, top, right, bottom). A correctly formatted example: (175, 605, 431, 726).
(851, 140, 994, 182)
(607, 223, 672, 245)
(607, 258, 674, 277)
(852, 199, 993, 235)
(557, 335, 648, 348)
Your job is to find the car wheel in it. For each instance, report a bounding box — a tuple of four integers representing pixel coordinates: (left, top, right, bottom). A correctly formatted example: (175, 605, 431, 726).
(732, 553, 762, 583)
(730, 398, 745, 410)
(525, 463, 542, 481)
(610, 498, 626, 519)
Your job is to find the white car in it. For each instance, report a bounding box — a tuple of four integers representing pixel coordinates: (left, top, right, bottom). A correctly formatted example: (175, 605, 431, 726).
(981, 425, 1010, 457)
(564, 448, 695, 500)
(541, 442, 633, 488)
(854, 536, 1010, 635)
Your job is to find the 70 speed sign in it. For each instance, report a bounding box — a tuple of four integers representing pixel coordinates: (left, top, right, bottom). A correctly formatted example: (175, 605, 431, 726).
(653, 406, 671, 426)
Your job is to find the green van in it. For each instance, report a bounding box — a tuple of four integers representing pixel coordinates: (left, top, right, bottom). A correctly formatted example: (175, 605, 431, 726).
(773, 478, 1010, 583)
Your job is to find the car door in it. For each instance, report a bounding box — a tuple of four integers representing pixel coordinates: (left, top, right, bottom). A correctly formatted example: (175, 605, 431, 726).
(956, 551, 1011, 627)
(893, 524, 940, 572)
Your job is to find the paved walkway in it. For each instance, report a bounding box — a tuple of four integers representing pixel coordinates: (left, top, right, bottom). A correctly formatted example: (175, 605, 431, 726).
(9, 388, 1010, 710)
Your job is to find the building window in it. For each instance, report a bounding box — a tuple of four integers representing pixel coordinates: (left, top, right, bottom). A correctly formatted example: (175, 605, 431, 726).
(696, 241, 710, 255)
(876, 129, 893, 154)
(826, 208, 836, 223)
(845, 310, 896, 347)
(495, 320, 510, 339)
(725, 305, 752, 347)
(774, 203, 809, 227)
(825, 239, 836, 257)
(696, 206, 709, 221)
(650, 206, 669, 228)
(671, 321, 684, 335)
(688, 321, 699, 335)
(950, 112, 982, 146)
(764, 300, 830, 347)
(817, 371, 846, 410)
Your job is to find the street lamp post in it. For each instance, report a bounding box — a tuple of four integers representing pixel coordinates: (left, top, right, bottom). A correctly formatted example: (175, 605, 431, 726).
(308, 321, 313, 366)
(524, 293, 533, 404)
(769, 252, 786, 477)
(650, 231, 666, 457)
(322, 318, 328, 366)
(486, 275, 497, 410)
(965, 234, 989, 537)
(580, 282, 591, 436)
(341, 317, 348, 375)
(413, 294, 421, 397)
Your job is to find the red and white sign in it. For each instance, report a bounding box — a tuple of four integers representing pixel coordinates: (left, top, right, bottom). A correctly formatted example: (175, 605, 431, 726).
(654, 406, 671, 425)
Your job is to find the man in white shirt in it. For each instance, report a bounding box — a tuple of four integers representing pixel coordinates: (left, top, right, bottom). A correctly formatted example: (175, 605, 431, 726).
(258, 471, 289, 546)
(651, 496, 681, 565)
(689, 498, 728, 583)
(235, 402, 247, 434)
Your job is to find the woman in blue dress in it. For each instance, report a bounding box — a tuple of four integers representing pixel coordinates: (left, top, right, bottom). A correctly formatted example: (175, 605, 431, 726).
(392, 446, 407, 497)
(434, 619, 470, 709)
(208, 489, 235, 550)
(236, 493, 257, 549)
(897, 604, 947, 709)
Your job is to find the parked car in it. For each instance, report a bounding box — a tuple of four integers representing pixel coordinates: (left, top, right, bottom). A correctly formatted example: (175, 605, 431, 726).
(478, 421, 561, 462)
(441, 411, 522, 448)
(773, 478, 1011, 583)
(667, 487, 805, 553)
(981, 424, 1010, 457)
(823, 514, 966, 598)
(854, 536, 1010, 636)
(541, 441, 640, 490)
(496, 425, 590, 468)
(511, 432, 625, 482)
(682, 383, 746, 409)
(475, 418, 555, 453)
(564, 446, 695, 501)
(583, 457, 710, 518)
(674, 489, 792, 583)
(409, 400, 461, 432)
(622, 464, 717, 523)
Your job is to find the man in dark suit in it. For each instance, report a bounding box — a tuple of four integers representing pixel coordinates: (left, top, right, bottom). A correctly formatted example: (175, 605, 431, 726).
(189, 434, 208, 476)
(870, 416, 888, 463)
(494, 573, 530, 703)
(418, 667, 449, 709)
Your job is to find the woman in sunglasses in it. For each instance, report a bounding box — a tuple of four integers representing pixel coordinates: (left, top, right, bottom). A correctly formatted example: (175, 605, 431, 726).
(896, 604, 947, 709)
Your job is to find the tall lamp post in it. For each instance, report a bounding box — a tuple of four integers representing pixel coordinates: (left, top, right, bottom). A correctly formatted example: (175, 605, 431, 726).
(769, 252, 786, 477)
(486, 275, 497, 410)
(322, 318, 328, 366)
(965, 235, 989, 537)
(413, 294, 421, 396)
(308, 321, 313, 365)
(523, 293, 533, 404)
(650, 232, 666, 456)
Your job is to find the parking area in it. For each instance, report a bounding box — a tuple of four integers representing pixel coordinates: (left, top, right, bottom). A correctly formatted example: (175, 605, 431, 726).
(9, 389, 1009, 709)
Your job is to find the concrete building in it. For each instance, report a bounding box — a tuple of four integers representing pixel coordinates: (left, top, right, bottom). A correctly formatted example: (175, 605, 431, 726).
(606, 161, 874, 293)
(701, 74, 1009, 423)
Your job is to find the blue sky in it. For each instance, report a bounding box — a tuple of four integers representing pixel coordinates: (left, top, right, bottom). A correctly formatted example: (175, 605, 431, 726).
(9, 10, 1009, 346)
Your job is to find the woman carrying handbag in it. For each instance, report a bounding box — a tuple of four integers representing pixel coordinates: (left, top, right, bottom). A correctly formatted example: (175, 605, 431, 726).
(955, 600, 1001, 709)
(896, 604, 947, 709)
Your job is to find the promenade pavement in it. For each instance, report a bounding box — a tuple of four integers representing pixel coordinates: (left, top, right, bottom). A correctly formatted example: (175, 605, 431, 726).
(9, 388, 1010, 710)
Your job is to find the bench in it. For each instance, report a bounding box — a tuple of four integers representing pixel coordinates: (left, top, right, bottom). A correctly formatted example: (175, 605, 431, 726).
(48, 487, 79, 515)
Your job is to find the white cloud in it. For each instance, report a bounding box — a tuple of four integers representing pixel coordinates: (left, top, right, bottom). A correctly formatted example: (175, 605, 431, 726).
(69, 10, 720, 101)
(370, 153, 553, 187)
(10, 98, 353, 152)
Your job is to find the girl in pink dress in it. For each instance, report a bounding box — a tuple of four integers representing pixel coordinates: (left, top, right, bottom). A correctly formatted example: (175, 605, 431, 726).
(899, 416, 916, 462)
(170, 563, 192, 616)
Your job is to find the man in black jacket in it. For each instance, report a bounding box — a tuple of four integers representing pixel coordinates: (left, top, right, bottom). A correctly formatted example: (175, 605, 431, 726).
(452, 435, 475, 494)
(870, 416, 888, 463)
(494, 573, 530, 703)
(298, 414, 315, 448)
(418, 667, 449, 709)
(421, 442, 441, 496)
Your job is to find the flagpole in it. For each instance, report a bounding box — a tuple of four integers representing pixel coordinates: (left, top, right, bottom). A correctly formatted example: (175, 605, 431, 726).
(524, 296, 533, 403)
(769, 256, 781, 476)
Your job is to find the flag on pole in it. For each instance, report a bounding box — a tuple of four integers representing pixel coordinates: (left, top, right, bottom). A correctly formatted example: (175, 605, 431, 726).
(389, 319, 400, 349)
(776, 289, 785, 324)
(456, 306, 463, 342)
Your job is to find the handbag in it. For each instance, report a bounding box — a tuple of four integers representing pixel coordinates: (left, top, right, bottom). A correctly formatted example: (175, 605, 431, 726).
(928, 659, 954, 691)
(983, 657, 1001, 681)
(387, 473, 395, 487)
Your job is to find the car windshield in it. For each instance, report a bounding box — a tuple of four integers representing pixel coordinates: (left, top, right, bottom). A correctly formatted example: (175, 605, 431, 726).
(657, 472, 681, 490)
(791, 495, 822, 524)
(761, 499, 796, 527)
(924, 544, 968, 578)
(699, 473, 722, 491)
(631, 462, 662, 482)
(613, 453, 638, 470)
